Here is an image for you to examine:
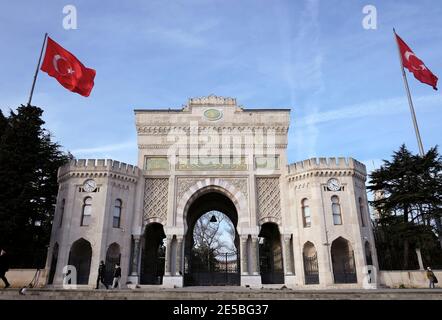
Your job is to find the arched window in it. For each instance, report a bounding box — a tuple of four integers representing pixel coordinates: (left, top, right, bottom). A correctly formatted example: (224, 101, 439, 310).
(113, 199, 122, 228)
(331, 196, 342, 225)
(81, 197, 92, 226)
(365, 241, 373, 266)
(59, 199, 65, 228)
(359, 197, 366, 227)
(301, 199, 311, 228)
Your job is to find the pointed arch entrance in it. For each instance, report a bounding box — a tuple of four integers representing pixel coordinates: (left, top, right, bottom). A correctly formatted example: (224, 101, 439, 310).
(68, 238, 92, 285)
(258, 222, 284, 284)
(140, 223, 166, 284)
(303, 241, 319, 284)
(331, 237, 357, 283)
(105, 243, 121, 285)
(183, 189, 240, 286)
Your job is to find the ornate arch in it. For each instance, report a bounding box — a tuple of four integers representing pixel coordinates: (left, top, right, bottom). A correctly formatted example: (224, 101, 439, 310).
(176, 177, 247, 232)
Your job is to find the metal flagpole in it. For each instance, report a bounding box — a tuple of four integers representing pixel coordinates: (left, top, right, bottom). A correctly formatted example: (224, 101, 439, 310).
(393, 28, 425, 156)
(27, 32, 48, 107)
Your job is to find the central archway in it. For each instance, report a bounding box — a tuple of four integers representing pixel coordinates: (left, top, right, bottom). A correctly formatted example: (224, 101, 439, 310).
(183, 190, 240, 286)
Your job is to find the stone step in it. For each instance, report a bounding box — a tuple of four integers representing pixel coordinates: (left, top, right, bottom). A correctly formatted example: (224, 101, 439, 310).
(1, 288, 442, 300)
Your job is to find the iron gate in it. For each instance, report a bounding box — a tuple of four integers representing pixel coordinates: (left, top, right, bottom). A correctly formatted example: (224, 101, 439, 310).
(259, 242, 284, 284)
(303, 253, 319, 284)
(332, 253, 357, 284)
(184, 250, 240, 286)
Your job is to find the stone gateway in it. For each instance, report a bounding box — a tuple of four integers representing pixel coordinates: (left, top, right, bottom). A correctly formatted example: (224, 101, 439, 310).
(45, 95, 379, 289)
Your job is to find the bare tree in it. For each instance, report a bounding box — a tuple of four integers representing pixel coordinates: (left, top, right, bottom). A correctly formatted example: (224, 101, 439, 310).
(193, 211, 235, 256)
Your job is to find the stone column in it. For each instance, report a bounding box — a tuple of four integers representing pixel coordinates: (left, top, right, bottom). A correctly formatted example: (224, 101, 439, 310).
(175, 237, 183, 275)
(251, 237, 260, 275)
(240, 236, 249, 275)
(130, 235, 141, 276)
(164, 236, 173, 276)
(283, 235, 294, 275)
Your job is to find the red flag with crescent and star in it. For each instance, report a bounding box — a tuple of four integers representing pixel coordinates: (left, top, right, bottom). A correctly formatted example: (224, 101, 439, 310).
(395, 33, 438, 90)
(40, 37, 96, 97)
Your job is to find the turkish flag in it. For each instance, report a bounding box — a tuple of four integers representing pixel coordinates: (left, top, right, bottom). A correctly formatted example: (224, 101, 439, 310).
(40, 37, 96, 97)
(395, 33, 438, 90)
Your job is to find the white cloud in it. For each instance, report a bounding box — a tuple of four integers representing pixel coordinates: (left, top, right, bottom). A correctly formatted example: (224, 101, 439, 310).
(298, 94, 442, 127)
(277, 0, 323, 158)
(72, 141, 136, 155)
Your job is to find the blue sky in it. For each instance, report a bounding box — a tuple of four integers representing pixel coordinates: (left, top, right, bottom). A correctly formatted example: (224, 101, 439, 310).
(1, 0, 441, 172)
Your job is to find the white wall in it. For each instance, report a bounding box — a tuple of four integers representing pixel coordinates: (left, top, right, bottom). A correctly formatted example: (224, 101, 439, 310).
(380, 270, 442, 288)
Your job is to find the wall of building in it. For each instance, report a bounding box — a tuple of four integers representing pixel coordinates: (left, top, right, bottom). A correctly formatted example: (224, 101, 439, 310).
(44, 97, 380, 290)
(286, 157, 379, 288)
(379, 270, 442, 288)
(46, 159, 140, 287)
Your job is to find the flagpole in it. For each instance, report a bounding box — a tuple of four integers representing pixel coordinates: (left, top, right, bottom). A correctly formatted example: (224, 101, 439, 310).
(27, 32, 48, 107)
(393, 28, 425, 156)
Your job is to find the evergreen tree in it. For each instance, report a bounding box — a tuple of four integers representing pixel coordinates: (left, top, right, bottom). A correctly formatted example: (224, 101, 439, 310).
(0, 110, 7, 136)
(368, 144, 442, 269)
(0, 105, 70, 267)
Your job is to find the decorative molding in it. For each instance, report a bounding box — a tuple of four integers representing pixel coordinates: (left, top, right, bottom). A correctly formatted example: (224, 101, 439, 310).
(143, 178, 169, 223)
(256, 177, 281, 222)
(189, 95, 236, 106)
(136, 126, 289, 135)
(176, 156, 247, 171)
(176, 177, 248, 202)
(58, 171, 138, 184)
(255, 156, 280, 170)
(145, 157, 170, 171)
(224, 178, 248, 199)
(287, 170, 365, 182)
(138, 143, 288, 150)
(176, 178, 204, 200)
(293, 182, 310, 190)
(111, 181, 130, 190)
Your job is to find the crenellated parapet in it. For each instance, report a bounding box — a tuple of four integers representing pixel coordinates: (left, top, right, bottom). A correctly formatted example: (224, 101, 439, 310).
(287, 157, 367, 182)
(58, 159, 140, 183)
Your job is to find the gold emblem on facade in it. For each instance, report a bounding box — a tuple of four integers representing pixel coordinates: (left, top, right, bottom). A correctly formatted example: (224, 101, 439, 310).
(203, 109, 223, 121)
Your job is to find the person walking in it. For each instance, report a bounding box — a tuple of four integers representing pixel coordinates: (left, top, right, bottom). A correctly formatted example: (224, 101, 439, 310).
(95, 261, 108, 289)
(426, 267, 438, 289)
(0, 249, 11, 289)
(112, 263, 121, 289)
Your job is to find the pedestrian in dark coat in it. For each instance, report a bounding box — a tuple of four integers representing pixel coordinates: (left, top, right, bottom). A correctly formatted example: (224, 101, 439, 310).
(95, 261, 108, 289)
(112, 263, 121, 289)
(0, 249, 11, 289)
